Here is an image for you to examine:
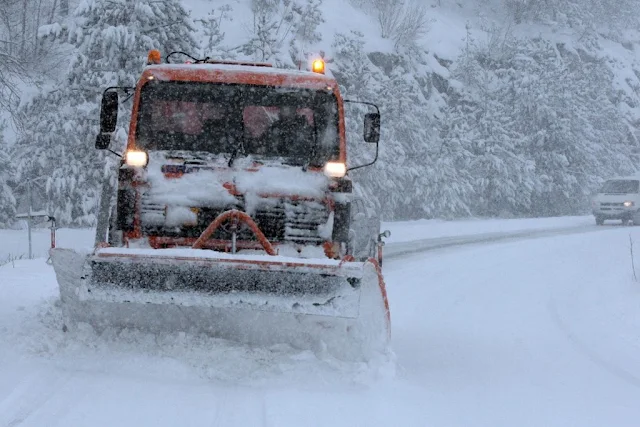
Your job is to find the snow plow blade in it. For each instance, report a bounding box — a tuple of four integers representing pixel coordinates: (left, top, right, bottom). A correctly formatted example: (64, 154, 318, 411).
(50, 248, 390, 361)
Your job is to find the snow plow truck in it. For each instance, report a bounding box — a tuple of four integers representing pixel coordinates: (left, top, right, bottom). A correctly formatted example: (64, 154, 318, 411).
(50, 50, 390, 361)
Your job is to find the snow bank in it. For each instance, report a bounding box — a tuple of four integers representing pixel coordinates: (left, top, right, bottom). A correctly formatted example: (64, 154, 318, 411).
(383, 215, 594, 244)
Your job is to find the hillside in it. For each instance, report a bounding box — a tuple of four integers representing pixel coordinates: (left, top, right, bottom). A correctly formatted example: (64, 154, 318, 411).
(192, 0, 640, 219)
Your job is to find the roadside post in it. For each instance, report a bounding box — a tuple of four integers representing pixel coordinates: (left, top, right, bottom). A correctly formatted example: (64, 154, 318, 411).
(14, 210, 52, 259)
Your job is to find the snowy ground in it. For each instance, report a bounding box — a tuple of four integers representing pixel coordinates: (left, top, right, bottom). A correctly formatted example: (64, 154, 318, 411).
(1, 216, 640, 425)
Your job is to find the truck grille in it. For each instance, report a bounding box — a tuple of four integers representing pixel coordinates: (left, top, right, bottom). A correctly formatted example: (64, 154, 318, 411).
(270, 200, 329, 243)
(140, 195, 330, 245)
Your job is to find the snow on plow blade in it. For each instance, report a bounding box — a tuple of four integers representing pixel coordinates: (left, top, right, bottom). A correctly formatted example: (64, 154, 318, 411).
(50, 248, 390, 361)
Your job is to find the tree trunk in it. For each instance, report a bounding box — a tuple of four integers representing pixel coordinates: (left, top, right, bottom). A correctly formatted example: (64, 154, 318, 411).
(48, 0, 58, 24)
(34, 0, 43, 56)
(20, 0, 27, 54)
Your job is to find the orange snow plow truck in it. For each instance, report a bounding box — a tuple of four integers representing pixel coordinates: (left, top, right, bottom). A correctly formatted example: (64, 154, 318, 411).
(50, 51, 390, 360)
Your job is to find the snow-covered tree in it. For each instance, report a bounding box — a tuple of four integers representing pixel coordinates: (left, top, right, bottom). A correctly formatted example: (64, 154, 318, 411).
(332, 31, 393, 215)
(13, 0, 198, 226)
(288, 0, 324, 66)
(241, 0, 325, 68)
(364, 0, 429, 48)
(0, 123, 16, 227)
(515, 38, 635, 214)
(194, 3, 235, 58)
(241, 0, 297, 65)
(374, 50, 442, 219)
(333, 31, 452, 219)
(433, 101, 476, 218)
(450, 37, 539, 216)
(446, 30, 636, 217)
(503, 0, 640, 30)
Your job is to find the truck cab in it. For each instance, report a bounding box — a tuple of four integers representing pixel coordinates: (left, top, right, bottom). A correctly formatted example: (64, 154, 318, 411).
(96, 52, 381, 259)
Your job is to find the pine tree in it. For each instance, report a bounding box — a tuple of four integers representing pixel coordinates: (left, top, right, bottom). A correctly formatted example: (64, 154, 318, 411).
(445, 33, 541, 217)
(375, 51, 440, 219)
(241, 0, 296, 65)
(241, 0, 325, 68)
(331, 31, 394, 216)
(194, 4, 235, 58)
(509, 38, 632, 215)
(433, 101, 476, 218)
(451, 33, 635, 217)
(0, 123, 16, 227)
(13, 0, 198, 226)
(288, 0, 324, 67)
(503, 0, 640, 31)
(333, 31, 454, 220)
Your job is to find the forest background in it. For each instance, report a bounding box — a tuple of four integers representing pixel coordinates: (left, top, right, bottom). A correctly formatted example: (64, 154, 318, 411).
(2, 0, 640, 227)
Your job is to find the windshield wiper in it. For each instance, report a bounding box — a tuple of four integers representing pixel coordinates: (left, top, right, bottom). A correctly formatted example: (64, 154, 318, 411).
(227, 139, 246, 167)
(302, 127, 320, 171)
(302, 145, 318, 171)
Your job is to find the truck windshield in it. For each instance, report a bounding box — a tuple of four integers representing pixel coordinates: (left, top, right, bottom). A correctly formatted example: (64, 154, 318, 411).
(600, 180, 639, 194)
(135, 81, 340, 166)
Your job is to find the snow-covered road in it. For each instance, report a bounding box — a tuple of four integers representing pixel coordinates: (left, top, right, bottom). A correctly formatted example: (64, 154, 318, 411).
(1, 218, 640, 426)
(387, 228, 640, 425)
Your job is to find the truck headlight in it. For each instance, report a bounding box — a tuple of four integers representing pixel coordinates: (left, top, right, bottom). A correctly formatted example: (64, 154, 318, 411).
(324, 162, 346, 178)
(125, 150, 149, 168)
(624, 201, 634, 207)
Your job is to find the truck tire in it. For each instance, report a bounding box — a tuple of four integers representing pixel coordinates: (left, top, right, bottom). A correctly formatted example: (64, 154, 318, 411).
(595, 216, 604, 226)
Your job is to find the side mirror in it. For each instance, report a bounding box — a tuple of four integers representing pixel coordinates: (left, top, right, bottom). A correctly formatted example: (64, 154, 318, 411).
(363, 113, 380, 143)
(380, 230, 391, 239)
(100, 91, 119, 133)
(95, 133, 111, 150)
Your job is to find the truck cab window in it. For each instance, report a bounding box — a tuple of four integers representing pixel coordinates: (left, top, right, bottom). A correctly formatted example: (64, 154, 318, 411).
(135, 82, 340, 165)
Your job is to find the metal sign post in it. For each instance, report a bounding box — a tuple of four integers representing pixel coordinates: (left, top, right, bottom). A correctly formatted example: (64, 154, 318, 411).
(15, 210, 52, 260)
(14, 175, 49, 260)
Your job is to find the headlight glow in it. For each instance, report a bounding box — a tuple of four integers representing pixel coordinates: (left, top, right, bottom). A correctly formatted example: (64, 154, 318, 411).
(125, 150, 148, 167)
(324, 162, 346, 178)
(624, 201, 634, 207)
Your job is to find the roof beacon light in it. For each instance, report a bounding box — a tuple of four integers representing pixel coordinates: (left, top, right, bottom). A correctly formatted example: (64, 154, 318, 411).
(312, 58, 325, 74)
(147, 49, 161, 65)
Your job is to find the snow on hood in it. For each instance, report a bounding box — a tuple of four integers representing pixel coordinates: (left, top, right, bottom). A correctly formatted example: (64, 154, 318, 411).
(142, 152, 330, 210)
(144, 153, 237, 208)
(234, 164, 329, 198)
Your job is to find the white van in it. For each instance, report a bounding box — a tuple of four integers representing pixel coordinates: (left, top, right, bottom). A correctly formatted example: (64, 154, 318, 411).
(592, 176, 640, 225)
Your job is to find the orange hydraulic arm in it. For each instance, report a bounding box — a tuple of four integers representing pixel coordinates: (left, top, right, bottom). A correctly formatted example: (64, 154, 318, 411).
(192, 209, 278, 255)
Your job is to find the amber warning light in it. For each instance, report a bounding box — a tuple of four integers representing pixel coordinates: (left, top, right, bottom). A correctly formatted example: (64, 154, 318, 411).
(147, 49, 161, 65)
(312, 59, 325, 74)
